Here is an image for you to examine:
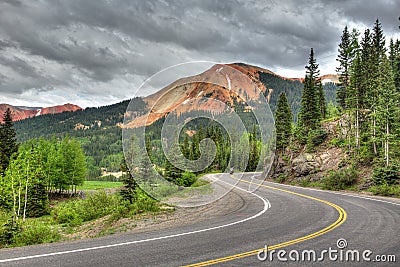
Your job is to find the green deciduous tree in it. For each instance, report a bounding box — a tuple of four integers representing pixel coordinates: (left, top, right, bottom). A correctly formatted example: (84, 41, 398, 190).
(3, 143, 49, 221)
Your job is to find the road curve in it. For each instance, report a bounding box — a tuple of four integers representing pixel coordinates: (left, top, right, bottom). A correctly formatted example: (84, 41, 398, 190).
(0, 173, 399, 266)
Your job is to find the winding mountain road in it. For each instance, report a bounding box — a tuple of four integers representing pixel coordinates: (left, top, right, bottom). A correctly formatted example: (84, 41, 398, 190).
(1, 173, 399, 266)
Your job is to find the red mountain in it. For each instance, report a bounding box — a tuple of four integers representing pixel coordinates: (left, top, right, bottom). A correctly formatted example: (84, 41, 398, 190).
(124, 63, 272, 128)
(0, 103, 82, 123)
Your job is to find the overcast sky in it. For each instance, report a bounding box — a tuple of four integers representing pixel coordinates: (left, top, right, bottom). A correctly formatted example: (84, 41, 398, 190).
(0, 0, 399, 108)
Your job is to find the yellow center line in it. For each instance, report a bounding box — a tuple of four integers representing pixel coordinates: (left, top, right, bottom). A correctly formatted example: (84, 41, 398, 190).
(182, 178, 347, 267)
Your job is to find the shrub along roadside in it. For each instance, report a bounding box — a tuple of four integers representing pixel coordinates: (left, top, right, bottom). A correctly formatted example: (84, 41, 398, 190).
(52, 191, 120, 226)
(372, 165, 400, 186)
(0, 190, 160, 248)
(368, 184, 400, 197)
(321, 168, 358, 191)
(12, 220, 61, 247)
(0, 213, 61, 248)
(52, 190, 159, 227)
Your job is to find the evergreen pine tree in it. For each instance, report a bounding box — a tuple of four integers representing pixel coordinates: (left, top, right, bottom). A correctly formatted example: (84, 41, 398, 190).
(247, 125, 260, 172)
(120, 157, 137, 204)
(376, 56, 399, 167)
(190, 134, 200, 160)
(336, 26, 351, 109)
(346, 53, 363, 151)
(0, 108, 18, 175)
(336, 26, 360, 109)
(275, 92, 293, 151)
(360, 28, 373, 105)
(26, 146, 49, 217)
(389, 38, 400, 92)
(137, 153, 155, 184)
(368, 19, 386, 155)
(372, 19, 386, 64)
(297, 48, 321, 140)
(120, 136, 140, 204)
(181, 135, 190, 159)
(164, 143, 184, 181)
(317, 83, 327, 119)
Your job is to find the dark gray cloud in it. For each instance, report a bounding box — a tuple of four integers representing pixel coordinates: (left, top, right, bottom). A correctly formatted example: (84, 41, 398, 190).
(0, 0, 399, 107)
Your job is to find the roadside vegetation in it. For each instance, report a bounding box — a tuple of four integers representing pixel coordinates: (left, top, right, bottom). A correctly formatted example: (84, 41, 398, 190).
(0, 189, 160, 248)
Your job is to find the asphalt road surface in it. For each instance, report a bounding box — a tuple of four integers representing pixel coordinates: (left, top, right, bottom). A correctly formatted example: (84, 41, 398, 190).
(1, 173, 399, 266)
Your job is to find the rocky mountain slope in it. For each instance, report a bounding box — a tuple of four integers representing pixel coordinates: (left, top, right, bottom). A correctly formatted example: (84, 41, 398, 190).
(125, 63, 267, 128)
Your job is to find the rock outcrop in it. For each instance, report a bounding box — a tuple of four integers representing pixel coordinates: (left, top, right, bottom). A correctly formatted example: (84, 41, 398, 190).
(270, 118, 347, 182)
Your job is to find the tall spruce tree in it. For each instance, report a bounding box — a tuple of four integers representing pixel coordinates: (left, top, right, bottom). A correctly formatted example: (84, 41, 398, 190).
(336, 26, 360, 109)
(0, 108, 19, 175)
(368, 19, 386, 155)
(389, 38, 400, 92)
(247, 125, 261, 172)
(297, 48, 321, 139)
(360, 28, 373, 110)
(376, 56, 399, 167)
(275, 92, 293, 151)
(346, 53, 363, 151)
(120, 136, 140, 204)
(181, 135, 190, 159)
(120, 157, 138, 204)
(317, 83, 327, 119)
(372, 19, 386, 64)
(25, 146, 49, 218)
(336, 26, 351, 109)
(165, 143, 184, 181)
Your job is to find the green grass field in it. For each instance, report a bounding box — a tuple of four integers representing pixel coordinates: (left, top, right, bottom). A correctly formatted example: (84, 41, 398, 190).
(77, 181, 124, 191)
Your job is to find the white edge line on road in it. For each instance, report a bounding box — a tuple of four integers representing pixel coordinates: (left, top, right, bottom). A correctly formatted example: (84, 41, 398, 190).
(0, 174, 270, 264)
(251, 175, 400, 207)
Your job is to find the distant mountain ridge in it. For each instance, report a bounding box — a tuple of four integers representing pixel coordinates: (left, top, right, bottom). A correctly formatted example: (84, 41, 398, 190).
(0, 103, 82, 123)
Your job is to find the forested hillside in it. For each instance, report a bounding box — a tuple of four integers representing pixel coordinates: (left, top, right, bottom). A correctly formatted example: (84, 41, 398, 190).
(14, 98, 146, 177)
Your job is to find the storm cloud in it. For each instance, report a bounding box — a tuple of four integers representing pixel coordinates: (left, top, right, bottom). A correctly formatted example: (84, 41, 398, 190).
(0, 0, 399, 107)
